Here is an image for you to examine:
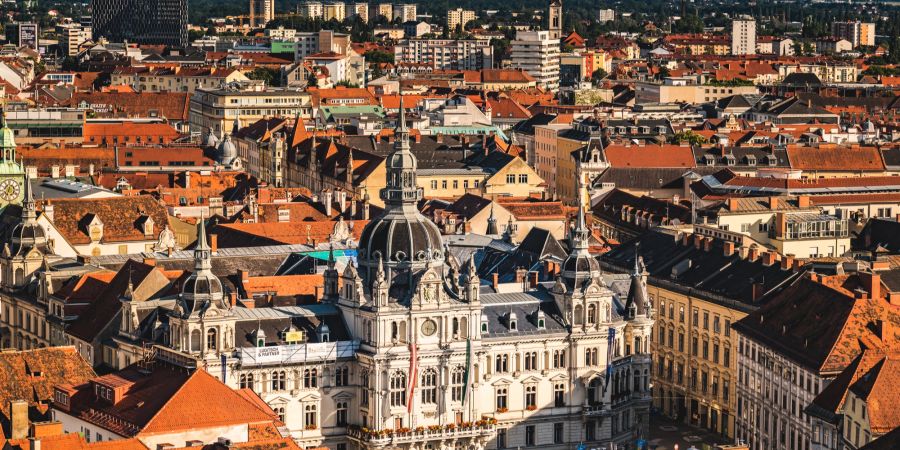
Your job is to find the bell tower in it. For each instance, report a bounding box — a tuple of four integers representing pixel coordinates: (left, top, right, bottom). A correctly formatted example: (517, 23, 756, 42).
(548, 0, 563, 40)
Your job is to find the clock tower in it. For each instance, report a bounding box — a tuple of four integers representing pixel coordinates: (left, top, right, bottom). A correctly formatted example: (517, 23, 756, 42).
(0, 109, 24, 207)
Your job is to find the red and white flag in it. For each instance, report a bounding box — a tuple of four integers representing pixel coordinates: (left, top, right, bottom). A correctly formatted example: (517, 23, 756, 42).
(407, 341, 418, 413)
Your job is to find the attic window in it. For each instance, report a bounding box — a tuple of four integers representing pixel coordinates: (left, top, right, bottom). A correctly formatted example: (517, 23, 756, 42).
(481, 314, 488, 334)
(703, 154, 715, 166)
(746, 155, 757, 166)
(508, 312, 518, 332)
(724, 155, 736, 166)
(767, 155, 777, 166)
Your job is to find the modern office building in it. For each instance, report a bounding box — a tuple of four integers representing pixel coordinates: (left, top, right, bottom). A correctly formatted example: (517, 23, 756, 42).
(393, 3, 417, 22)
(56, 23, 93, 56)
(731, 17, 757, 55)
(352, 2, 369, 22)
(91, 0, 188, 48)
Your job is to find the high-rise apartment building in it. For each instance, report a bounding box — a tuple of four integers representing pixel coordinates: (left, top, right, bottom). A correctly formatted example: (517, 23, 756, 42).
(447, 8, 476, 32)
(324, 2, 346, 21)
(298, 1, 324, 19)
(91, 0, 188, 48)
(377, 3, 393, 19)
(393, 3, 417, 22)
(731, 17, 756, 55)
(394, 38, 493, 71)
(56, 23, 93, 56)
(250, 0, 274, 27)
(598, 9, 614, 23)
(832, 21, 875, 48)
(352, 2, 369, 22)
(511, 30, 560, 91)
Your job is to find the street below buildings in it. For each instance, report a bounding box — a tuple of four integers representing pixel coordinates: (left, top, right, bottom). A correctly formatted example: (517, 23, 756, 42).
(645, 413, 732, 450)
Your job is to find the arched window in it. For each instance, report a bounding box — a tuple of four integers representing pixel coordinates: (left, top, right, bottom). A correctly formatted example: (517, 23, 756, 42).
(247, 373, 255, 392)
(274, 406, 285, 423)
(206, 328, 218, 352)
(587, 304, 597, 324)
(390, 371, 407, 407)
(239, 374, 248, 389)
(451, 366, 465, 401)
(525, 384, 537, 408)
(391, 321, 399, 340)
(336, 401, 348, 426)
(304, 403, 317, 428)
(190, 329, 201, 352)
(272, 371, 286, 390)
(452, 318, 460, 337)
(421, 368, 437, 404)
(634, 336, 642, 355)
(304, 368, 318, 388)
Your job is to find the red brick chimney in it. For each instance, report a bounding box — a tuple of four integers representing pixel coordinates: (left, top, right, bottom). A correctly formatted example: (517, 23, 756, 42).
(727, 198, 740, 211)
(762, 251, 778, 266)
(693, 234, 703, 249)
(492, 273, 499, 291)
(860, 271, 882, 300)
(769, 196, 779, 209)
(781, 254, 795, 270)
(143, 257, 156, 266)
(797, 196, 810, 208)
(723, 241, 735, 257)
(703, 237, 713, 252)
(748, 246, 760, 261)
(210, 234, 218, 253)
(529, 271, 539, 289)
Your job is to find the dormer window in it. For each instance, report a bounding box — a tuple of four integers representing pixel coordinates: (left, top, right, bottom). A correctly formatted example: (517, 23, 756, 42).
(746, 155, 757, 166)
(255, 328, 266, 347)
(317, 322, 331, 343)
(767, 155, 777, 166)
(139, 215, 154, 237)
(534, 309, 546, 330)
(703, 154, 715, 166)
(508, 312, 518, 332)
(481, 314, 488, 334)
(724, 155, 736, 166)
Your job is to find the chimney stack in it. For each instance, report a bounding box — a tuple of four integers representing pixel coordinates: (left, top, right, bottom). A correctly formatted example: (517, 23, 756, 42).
(781, 254, 795, 270)
(210, 234, 218, 253)
(723, 241, 735, 257)
(762, 251, 778, 266)
(492, 273, 499, 291)
(748, 246, 760, 261)
(10, 400, 28, 440)
(769, 196, 779, 209)
(797, 195, 810, 208)
(860, 270, 882, 300)
(529, 271, 539, 289)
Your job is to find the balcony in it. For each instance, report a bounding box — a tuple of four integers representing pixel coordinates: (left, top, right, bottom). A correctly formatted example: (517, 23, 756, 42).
(348, 420, 497, 447)
(583, 404, 608, 417)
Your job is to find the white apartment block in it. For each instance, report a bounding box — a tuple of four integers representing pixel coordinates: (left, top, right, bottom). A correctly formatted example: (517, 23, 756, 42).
(511, 30, 560, 92)
(352, 2, 369, 22)
(448, 8, 476, 31)
(831, 21, 875, 48)
(598, 9, 615, 23)
(57, 23, 92, 57)
(299, 1, 325, 19)
(377, 3, 392, 19)
(394, 39, 494, 71)
(393, 3, 417, 22)
(250, 0, 274, 27)
(731, 18, 757, 56)
(324, 2, 346, 21)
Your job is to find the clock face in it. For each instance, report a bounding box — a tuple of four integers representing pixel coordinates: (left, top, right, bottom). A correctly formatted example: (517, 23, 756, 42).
(0, 179, 20, 202)
(421, 319, 437, 336)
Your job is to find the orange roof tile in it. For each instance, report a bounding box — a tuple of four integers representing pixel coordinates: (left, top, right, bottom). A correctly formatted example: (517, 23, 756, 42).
(604, 144, 697, 168)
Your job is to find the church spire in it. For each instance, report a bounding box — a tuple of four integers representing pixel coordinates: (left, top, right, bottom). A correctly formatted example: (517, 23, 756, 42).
(194, 217, 212, 272)
(571, 167, 590, 251)
(486, 204, 498, 236)
(380, 95, 421, 209)
(22, 169, 35, 222)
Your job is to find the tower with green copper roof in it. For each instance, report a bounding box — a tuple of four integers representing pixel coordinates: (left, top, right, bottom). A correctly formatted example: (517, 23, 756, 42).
(0, 108, 24, 207)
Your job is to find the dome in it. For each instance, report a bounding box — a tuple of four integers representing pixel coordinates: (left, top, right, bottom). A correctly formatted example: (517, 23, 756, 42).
(0, 110, 16, 151)
(182, 274, 224, 297)
(218, 134, 237, 163)
(9, 221, 50, 257)
(358, 211, 443, 265)
(563, 252, 601, 273)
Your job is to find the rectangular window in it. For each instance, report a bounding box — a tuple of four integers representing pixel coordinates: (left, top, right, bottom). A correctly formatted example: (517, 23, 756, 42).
(725, 320, 732, 337)
(431, 180, 437, 189)
(506, 174, 516, 183)
(525, 426, 535, 446)
(518, 174, 528, 183)
(553, 423, 564, 444)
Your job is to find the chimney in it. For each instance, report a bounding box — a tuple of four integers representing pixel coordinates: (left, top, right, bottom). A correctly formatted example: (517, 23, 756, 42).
(184, 171, 191, 188)
(748, 246, 760, 261)
(323, 190, 333, 216)
(727, 197, 739, 211)
(414, 133, 421, 143)
(43, 204, 54, 222)
(762, 251, 778, 266)
(142, 257, 156, 266)
(854, 288, 869, 300)
(529, 271, 539, 289)
(703, 236, 713, 252)
(31, 421, 63, 439)
(50, 165, 60, 178)
(751, 280, 765, 303)
(492, 273, 499, 291)
(860, 270, 882, 300)
(693, 234, 703, 249)
(515, 267, 527, 283)
(10, 400, 28, 440)
(682, 233, 691, 247)
(25, 166, 37, 178)
(64, 165, 75, 178)
(229, 291, 237, 308)
(797, 195, 810, 208)
(723, 241, 735, 257)
(436, 133, 444, 143)
(769, 196, 779, 209)
(781, 254, 795, 270)
(210, 234, 218, 253)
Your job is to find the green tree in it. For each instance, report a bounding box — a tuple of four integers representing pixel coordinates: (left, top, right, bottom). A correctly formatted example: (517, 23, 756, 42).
(670, 131, 707, 146)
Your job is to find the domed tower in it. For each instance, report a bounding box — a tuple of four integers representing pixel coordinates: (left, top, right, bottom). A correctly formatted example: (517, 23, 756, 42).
(356, 96, 446, 305)
(217, 134, 239, 168)
(553, 172, 612, 330)
(3, 173, 52, 289)
(0, 109, 24, 207)
(177, 219, 229, 318)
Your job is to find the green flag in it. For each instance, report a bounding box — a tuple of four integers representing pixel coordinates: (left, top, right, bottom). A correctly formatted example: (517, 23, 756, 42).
(461, 338, 472, 405)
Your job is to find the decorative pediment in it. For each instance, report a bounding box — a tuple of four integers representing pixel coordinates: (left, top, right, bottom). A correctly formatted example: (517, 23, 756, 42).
(490, 377, 512, 387)
(331, 390, 355, 400)
(521, 375, 542, 384)
(299, 393, 321, 402)
(549, 373, 569, 382)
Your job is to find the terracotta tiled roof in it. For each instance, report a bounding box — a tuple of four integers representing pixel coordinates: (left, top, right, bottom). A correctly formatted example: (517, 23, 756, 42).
(60, 364, 275, 438)
(487, 97, 531, 120)
(604, 144, 697, 168)
(242, 274, 324, 298)
(211, 220, 368, 248)
(786, 145, 885, 171)
(83, 122, 182, 146)
(499, 200, 568, 220)
(849, 352, 900, 434)
(64, 92, 191, 121)
(44, 195, 170, 245)
(0, 347, 95, 426)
